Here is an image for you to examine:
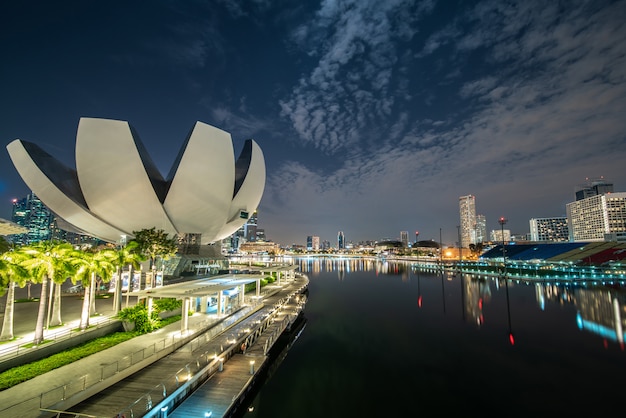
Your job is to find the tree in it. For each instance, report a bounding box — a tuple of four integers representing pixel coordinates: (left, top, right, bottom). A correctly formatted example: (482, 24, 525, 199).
(110, 241, 145, 313)
(20, 242, 76, 344)
(131, 228, 178, 286)
(469, 243, 485, 259)
(0, 250, 29, 341)
(74, 248, 115, 330)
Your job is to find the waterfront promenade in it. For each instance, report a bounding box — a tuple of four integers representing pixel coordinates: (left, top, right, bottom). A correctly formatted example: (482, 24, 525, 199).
(0, 274, 308, 417)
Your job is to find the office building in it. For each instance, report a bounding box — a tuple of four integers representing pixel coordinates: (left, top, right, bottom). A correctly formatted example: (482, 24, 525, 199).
(491, 229, 511, 243)
(245, 210, 258, 242)
(529, 217, 569, 242)
(575, 177, 613, 201)
(10, 192, 54, 245)
(338, 231, 345, 250)
(475, 214, 487, 243)
(400, 231, 409, 247)
(459, 195, 476, 248)
(567, 192, 626, 242)
(306, 236, 320, 251)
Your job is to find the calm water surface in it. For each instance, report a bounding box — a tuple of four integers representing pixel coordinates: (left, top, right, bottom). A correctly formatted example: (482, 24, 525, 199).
(236, 257, 625, 417)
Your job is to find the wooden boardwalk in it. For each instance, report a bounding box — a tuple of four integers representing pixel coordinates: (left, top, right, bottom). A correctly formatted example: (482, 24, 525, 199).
(63, 276, 307, 418)
(168, 354, 267, 418)
(169, 295, 307, 418)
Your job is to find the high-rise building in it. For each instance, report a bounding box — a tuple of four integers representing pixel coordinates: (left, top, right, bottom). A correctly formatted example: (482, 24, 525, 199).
(306, 236, 320, 251)
(475, 214, 487, 243)
(11, 192, 54, 245)
(400, 231, 409, 247)
(338, 231, 345, 250)
(575, 177, 613, 201)
(459, 195, 476, 248)
(244, 210, 258, 242)
(567, 192, 626, 241)
(529, 217, 569, 242)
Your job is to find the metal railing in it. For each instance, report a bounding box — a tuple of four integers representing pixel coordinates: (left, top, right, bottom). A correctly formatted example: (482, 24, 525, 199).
(0, 316, 120, 361)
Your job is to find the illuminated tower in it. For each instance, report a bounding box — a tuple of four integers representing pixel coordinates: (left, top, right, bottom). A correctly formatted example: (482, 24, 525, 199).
(459, 195, 476, 248)
(11, 192, 54, 245)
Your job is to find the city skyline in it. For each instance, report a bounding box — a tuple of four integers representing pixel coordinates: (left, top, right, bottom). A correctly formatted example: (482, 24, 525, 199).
(2, 1, 626, 246)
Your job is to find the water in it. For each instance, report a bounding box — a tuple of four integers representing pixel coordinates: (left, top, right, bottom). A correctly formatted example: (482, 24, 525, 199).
(236, 257, 625, 417)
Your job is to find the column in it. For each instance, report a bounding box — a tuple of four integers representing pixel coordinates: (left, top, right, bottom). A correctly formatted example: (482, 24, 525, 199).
(181, 297, 189, 332)
(217, 290, 223, 315)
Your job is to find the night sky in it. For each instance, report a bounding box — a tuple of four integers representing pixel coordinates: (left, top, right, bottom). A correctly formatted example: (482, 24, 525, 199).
(1, 0, 625, 247)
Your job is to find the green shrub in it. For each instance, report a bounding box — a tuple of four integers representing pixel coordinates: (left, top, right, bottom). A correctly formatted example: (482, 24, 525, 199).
(153, 298, 182, 312)
(116, 304, 159, 334)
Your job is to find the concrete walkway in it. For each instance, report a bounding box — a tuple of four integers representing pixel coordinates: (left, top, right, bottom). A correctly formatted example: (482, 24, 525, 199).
(0, 276, 307, 418)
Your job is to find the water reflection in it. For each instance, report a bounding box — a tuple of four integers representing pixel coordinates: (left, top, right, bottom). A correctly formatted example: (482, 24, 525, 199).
(297, 257, 626, 349)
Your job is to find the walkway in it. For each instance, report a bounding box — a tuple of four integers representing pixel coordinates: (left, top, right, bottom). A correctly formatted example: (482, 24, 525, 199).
(0, 276, 308, 418)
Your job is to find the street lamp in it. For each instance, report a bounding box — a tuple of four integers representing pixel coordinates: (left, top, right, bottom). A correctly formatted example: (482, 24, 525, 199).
(498, 217, 507, 277)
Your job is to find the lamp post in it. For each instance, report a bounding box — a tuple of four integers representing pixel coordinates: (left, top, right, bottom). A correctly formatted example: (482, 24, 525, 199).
(498, 217, 507, 277)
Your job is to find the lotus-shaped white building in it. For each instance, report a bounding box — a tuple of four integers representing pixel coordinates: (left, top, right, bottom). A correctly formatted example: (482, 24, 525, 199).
(6, 117, 265, 244)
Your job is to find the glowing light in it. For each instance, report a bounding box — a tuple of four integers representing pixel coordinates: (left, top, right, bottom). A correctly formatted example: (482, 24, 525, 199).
(509, 333, 515, 346)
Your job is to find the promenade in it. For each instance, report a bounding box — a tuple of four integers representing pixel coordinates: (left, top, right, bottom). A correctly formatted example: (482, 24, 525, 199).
(0, 274, 308, 418)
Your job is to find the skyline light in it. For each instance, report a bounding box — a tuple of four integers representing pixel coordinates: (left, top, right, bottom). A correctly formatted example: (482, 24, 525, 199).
(1, 1, 625, 246)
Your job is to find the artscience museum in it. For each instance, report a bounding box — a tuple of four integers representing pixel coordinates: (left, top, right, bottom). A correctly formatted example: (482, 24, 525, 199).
(6, 117, 265, 245)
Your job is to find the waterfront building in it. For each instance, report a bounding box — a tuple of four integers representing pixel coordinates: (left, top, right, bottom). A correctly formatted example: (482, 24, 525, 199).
(567, 192, 626, 242)
(529, 217, 569, 242)
(400, 231, 409, 247)
(338, 231, 345, 250)
(490, 228, 511, 243)
(6, 117, 266, 245)
(459, 195, 476, 248)
(306, 236, 320, 251)
(475, 214, 487, 243)
(238, 240, 281, 255)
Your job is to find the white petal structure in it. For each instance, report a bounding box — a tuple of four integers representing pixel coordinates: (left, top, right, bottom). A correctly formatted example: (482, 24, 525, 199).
(6, 117, 265, 244)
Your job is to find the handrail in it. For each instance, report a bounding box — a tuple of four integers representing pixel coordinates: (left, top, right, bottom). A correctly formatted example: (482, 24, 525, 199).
(0, 315, 120, 361)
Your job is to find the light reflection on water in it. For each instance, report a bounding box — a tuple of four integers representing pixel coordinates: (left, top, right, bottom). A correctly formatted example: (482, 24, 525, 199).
(236, 257, 626, 417)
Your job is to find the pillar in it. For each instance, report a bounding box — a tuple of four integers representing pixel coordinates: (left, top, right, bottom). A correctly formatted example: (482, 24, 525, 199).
(217, 290, 223, 315)
(181, 298, 189, 332)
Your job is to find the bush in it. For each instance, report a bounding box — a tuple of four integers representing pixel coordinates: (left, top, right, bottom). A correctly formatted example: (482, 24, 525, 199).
(153, 298, 182, 312)
(116, 303, 159, 334)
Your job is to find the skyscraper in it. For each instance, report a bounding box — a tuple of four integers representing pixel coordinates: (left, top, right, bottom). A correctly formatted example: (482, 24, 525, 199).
(11, 192, 54, 245)
(400, 231, 409, 247)
(459, 195, 476, 248)
(567, 192, 626, 241)
(338, 231, 345, 250)
(244, 210, 258, 242)
(575, 177, 614, 201)
(475, 214, 487, 243)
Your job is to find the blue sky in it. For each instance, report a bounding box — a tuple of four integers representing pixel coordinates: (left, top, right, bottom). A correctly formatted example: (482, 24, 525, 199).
(1, 0, 625, 247)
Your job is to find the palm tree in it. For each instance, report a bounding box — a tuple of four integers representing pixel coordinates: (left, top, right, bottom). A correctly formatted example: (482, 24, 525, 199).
(74, 249, 115, 330)
(49, 247, 80, 327)
(0, 250, 29, 341)
(20, 241, 76, 344)
(110, 241, 145, 313)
